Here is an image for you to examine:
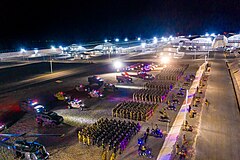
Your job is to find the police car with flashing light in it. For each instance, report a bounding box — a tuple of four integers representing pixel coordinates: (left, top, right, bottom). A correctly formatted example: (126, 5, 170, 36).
(19, 99, 46, 113)
(67, 99, 86, 110)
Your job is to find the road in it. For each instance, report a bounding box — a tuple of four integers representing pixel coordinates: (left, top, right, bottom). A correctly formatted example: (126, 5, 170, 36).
(195, 60, 240, 160)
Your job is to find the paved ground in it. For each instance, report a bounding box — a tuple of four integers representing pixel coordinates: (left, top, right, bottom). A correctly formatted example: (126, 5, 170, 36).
(195, 60, 240, 160)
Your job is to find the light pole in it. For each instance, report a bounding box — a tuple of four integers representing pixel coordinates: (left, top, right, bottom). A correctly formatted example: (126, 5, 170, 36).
(50, 59, 53, 73)
(113, 60, 122, 72)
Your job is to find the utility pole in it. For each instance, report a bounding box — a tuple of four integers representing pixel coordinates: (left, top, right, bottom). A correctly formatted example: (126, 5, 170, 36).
(50, 60, 53, 73)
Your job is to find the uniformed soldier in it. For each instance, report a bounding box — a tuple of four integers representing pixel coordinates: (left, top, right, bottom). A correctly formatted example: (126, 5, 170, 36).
(130, 111, 133, 120)
(102, 150, 107, 160)
(87, 135, 91, 146)
(82, 134, 86, 145)
(78, 131, 82, 143)
(176, 142, 180, 155)
(110, 152, 116, 160)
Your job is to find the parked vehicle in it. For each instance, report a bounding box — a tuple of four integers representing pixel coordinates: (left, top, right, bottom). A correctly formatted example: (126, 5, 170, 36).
(88, 75, 104, 86)
(116, 76, 133, 83)
(36, 111, 63, 127)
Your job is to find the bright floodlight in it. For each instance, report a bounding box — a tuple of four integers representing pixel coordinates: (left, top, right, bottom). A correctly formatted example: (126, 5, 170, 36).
(104, 39, 108, 43)
(59, 46, 63, 50)
(161, 37, 167, 42)
(51, 46, 56, 51)
(141, 42, 146, 48)
(34, 49, 38, 54)
(78, 46, 83, 50)
(153, 37, 158, 44)
(188, 35, 192, 37)
(124, 38, 128, 42)
(210, 33, 216, 37)
(169, 35, 174, 40)
(205, 33, 209, 37)
(113, 61, 122, 69)
(161, 56, 170, 64)
(20, 48, 26, 53)
(115, 38, 119, 42)
(137, 37, 141, 41)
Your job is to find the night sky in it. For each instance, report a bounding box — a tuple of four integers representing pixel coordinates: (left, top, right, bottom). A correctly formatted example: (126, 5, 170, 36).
(1, 0, 240, 49)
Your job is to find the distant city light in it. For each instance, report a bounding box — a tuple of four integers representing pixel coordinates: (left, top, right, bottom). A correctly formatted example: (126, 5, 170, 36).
(153, 37, 158, 44)
(59, 46, 63, 50)
(188, 35, 192, 37)
(141, 42, 146, 48)
(115, 38, 119, 42)
(20, 48, 26, 53)
(78, 46, 83, 50)
(124, 38, 128, 42)
(161, 37, 167, 42)
(104, 39, 108, 43)
(51, 46, 56, 51)
(34, 49, 38, 54)
(137, 37, 141, 41)
(210, 33, 216, 37)
(169, 35, 174, 40)
(205, 33, 209, 37)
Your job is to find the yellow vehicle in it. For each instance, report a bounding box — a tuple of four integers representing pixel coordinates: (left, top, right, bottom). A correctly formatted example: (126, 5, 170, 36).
(54, 92, 70, 101)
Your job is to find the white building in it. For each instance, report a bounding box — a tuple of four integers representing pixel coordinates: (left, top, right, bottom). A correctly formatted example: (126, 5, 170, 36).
(227, 34, 240, 48)
(212, 35, 228, 49)
(191, 37, 212, 51)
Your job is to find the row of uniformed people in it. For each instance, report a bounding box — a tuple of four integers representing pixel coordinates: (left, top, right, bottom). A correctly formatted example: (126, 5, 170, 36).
(144, 80, 174, 90)
(155, 71, 183, 81)
(112, 101, 157, 121)
(133, 88, 167, 103)
(155, 65, 187, 81)
(78, 118, 140, 152)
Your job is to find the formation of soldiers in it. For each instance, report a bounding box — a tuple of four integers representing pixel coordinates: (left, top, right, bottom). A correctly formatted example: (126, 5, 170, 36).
(155, 64, 188, 81)
(78, 118, 140, 154)
(144, 81, 174, 90)
(133, 88, 167, 103)
(112, 101, 158, 121)
(111, 64, 189, 122)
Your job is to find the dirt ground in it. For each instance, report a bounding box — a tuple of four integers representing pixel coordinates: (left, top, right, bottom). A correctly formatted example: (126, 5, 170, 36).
(0, 61, 202, 160)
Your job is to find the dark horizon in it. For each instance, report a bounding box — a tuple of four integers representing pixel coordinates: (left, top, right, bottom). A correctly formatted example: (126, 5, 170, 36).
(1, 0, 240, 50)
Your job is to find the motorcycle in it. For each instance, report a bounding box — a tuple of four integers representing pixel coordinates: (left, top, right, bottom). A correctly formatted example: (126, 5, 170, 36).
(138, 145, 153, 158)
(137, 134, 147, 146)
(167, 105, 177, 111)
(149, 129, 163, 138)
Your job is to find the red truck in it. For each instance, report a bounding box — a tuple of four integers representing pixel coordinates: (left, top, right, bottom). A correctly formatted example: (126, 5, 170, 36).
(137, 71, 155, 80)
